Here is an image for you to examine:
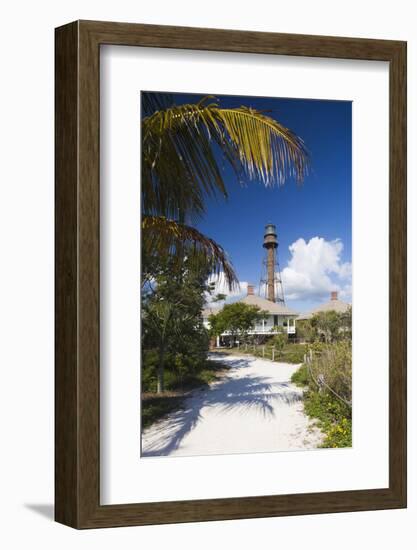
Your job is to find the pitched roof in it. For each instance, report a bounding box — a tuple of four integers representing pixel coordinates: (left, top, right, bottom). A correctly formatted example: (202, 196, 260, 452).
(201, 306, 220, 318)
(297, 298, 351, 320)
(202, 294, 298, 318)
(240, 294, 298, 315)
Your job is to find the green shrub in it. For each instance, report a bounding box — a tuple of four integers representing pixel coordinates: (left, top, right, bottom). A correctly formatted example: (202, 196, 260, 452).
(303, 387, 352, 448)
(280, 345, 307, 363)
(309, 341, 327, 353)
(295, 319, 315, 342)
(324, 417, 352, 448)
(291, 364, 309, 386)
(141, 349, 159, 392)
(239, 342, 308, 363)
(290, 340, 352, 448)
(142, 396, 184, 429)
(304, 390, 350, 424)
(296, 309, 352, 344)
(142, 348, 229, 394)
(271, 333, 287, 355)
(309, 341, 352, 404)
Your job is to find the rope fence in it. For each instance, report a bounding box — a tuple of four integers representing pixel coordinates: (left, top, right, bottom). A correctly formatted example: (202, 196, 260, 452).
(235, 343, 352, 410)
(304, 349, 352, 409)
(239, 343, 282, 362)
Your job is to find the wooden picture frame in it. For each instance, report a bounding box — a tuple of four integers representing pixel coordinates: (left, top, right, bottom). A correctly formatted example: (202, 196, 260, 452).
(55, 20, 407, 529)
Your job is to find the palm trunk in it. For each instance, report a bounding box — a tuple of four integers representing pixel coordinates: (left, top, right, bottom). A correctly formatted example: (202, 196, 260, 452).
(157, 344, 165, 394)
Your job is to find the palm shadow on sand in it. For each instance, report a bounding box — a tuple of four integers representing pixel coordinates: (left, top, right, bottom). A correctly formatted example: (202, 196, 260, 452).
(141, 356, 302, 457)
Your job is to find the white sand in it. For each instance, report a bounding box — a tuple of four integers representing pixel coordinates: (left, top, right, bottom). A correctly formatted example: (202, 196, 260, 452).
(141, 353, 324, 457)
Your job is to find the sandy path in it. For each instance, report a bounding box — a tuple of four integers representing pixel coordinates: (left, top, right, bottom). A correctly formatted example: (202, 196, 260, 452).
(141, 353, 323, 457)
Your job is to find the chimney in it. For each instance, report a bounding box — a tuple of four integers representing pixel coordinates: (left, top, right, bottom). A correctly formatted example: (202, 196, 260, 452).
(331, 291, 338, 301)
(247, 284, 255, 296)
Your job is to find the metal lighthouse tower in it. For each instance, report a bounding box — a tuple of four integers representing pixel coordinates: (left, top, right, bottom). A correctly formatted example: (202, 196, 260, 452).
(259, 223, 285, 305)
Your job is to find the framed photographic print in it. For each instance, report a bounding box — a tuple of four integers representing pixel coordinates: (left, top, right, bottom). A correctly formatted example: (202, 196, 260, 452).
(55, 20, 406, 528)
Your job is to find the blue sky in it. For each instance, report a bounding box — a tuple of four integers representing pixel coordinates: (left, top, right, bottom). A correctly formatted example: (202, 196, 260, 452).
(146, 92, 352, 312)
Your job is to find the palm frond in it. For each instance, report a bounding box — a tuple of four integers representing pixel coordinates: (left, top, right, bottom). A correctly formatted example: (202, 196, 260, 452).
(142, 215, 238, 290)
(142, 97, 310, 219)
(215, 106, 309, 185)
(142, 91, 175, 117)
(142, 101, 227, 220)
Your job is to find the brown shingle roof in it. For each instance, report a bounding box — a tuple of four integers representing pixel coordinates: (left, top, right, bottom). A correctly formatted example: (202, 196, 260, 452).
(297, 298, 351, 320)
(240, 294, 298, 315)
(202, 295, 298, 318)
(201, 306, 220, 318)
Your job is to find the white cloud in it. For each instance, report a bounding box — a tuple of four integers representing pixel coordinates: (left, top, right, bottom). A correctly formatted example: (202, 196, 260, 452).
(205, 274, 248, 305)
(281, 237, 351, 301)
(204, 237, 352, 306)
(339, 284, 352, 301)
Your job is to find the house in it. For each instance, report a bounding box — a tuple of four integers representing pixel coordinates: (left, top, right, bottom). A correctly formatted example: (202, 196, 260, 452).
(297, 291, 351, 321)
(202, 284, 299, 345)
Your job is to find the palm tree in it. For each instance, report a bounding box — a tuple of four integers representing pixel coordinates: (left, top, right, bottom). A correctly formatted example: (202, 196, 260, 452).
(142, 94, 309, 288)
(142, 215, 236, 288)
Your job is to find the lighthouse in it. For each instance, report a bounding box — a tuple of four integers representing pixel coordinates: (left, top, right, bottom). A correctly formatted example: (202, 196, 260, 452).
(260, 223, 285, 305)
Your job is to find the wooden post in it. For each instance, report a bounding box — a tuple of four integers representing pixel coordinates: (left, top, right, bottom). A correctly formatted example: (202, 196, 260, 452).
(272, 347, 275, 362)
(262, 346, 265, 358)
